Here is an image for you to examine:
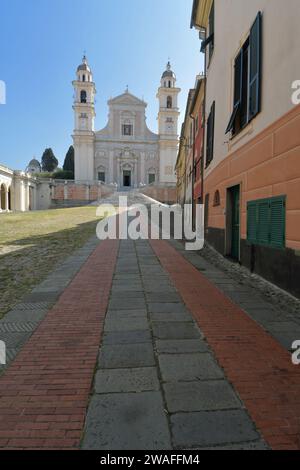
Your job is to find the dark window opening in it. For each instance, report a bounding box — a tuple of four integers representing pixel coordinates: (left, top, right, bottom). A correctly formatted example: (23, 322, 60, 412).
(80, 90, 87, 103)
(213, 190, 220, 207)
(148, 173, 155, 184)
(82, 75, 86, 82)
(98, 172, 105, 182)
(122, 124, 133, 136)
(167, 96, 172, 108)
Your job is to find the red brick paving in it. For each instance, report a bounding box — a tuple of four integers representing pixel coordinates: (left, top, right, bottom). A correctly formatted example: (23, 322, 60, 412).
(0, 240, 119, 450)
(150, 240, 300, 450)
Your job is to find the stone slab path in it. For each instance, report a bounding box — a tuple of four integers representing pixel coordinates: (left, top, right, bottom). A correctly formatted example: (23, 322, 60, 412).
(0, 235, 299, 450)
(82, 240, 266, 450)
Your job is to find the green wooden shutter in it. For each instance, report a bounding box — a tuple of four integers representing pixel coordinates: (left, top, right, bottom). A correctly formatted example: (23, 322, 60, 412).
(270, 197, 285, 248)
(249, 12, 262, 120)
(257, 200, 269, 244)
(234, 50, 243, 107)
(225, 51, 243, 134)
(206, 102, 215, 166)
(247, 196, 286, 248)
(247, 202, 257, 243)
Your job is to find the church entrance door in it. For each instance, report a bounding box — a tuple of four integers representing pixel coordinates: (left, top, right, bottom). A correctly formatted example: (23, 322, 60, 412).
(123, 170, 131, 187)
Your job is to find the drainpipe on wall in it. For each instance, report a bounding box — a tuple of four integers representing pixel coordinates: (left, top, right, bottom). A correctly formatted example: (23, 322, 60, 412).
(201, 27, 207, 207)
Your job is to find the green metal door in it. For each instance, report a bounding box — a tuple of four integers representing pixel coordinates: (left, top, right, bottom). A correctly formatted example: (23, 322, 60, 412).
(231, 185, 240, 259)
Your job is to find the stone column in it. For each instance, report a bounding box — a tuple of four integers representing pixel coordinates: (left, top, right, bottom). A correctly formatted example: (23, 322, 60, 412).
(109, 150, 114, 184)
(140, 152, 145, 185)
(119, 162, 122, 189)
(5, 186, 9, 211)
(134, 160, 138, 188)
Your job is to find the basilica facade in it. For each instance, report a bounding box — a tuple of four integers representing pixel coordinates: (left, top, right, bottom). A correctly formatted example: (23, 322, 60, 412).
(72, 56, 180, 187)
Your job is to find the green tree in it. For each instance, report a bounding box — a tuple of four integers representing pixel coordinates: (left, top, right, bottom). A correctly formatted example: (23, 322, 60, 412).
(41, 148, 58, 172)
(63, 145, 74, 175)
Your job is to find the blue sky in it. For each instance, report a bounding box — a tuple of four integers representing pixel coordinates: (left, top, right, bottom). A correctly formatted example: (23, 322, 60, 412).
(0, 0, 203, 170)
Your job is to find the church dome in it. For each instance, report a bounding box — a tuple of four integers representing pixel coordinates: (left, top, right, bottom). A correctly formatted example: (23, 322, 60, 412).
(77, 55, 91, 73)
(162, 61, 176, 79)
(26, 158, 41, 173)
(28, 158, 40, 168)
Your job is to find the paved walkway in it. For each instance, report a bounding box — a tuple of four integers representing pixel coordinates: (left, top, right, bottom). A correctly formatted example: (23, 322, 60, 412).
(0, 240, 118, 449)
(82, 240, 265, 450)
(0, 216, 300, 449)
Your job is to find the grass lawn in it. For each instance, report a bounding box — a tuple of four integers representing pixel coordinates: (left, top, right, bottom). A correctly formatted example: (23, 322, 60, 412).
(0, 206, 102, 319)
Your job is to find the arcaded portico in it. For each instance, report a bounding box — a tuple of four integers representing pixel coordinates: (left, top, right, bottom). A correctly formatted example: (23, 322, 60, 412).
(0, 164, 52, 212)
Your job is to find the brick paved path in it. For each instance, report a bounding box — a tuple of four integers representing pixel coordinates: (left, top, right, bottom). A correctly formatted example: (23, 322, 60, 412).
(0, 240, 118, 449)
(0, 235, 299, 449)
(150, 240, 300, 450)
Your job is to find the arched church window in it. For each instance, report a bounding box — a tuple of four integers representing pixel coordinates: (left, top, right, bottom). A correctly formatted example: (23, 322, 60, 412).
(82, 75, 86, 82)
(168, 81, 171, 88)
(167, 96, 172, 108)
(80, 90, 87, 103)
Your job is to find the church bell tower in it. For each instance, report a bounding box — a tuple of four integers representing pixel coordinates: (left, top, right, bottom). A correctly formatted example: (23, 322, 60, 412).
(157, 62, 181, 183)
(72, 55, 96, 181)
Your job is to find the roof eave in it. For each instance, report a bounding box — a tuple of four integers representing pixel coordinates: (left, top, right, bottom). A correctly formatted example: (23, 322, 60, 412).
(190, 0, 212, 29)
(190, 0, 200, 28)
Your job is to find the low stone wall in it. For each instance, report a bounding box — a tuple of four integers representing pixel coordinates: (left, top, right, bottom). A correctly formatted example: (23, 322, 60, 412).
(139, 184, 177, 205)
(51, 180, 115, 208)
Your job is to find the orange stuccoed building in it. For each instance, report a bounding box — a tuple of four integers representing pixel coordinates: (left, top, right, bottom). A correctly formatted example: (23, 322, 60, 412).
(189, 0, 300, 298)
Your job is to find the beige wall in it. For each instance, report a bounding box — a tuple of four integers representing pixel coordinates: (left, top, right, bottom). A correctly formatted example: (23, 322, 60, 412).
(204, 0, 300, 178)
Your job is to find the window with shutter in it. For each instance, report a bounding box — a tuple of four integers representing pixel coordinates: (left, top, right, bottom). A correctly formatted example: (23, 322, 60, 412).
(247, 202, 257, 243)
(226, 12, 262, 136)
(206, 102, 215, 167)
(249, 12, 262, 119)
(270, 197, 285, 248)
(247, 196, 285, 249)
(257, 200, 269, 244)
(225, 50, 243, 134)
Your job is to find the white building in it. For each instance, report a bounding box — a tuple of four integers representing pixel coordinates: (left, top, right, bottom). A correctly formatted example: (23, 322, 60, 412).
(72, 56, 181, 187)
(0, 164, 51, 212)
